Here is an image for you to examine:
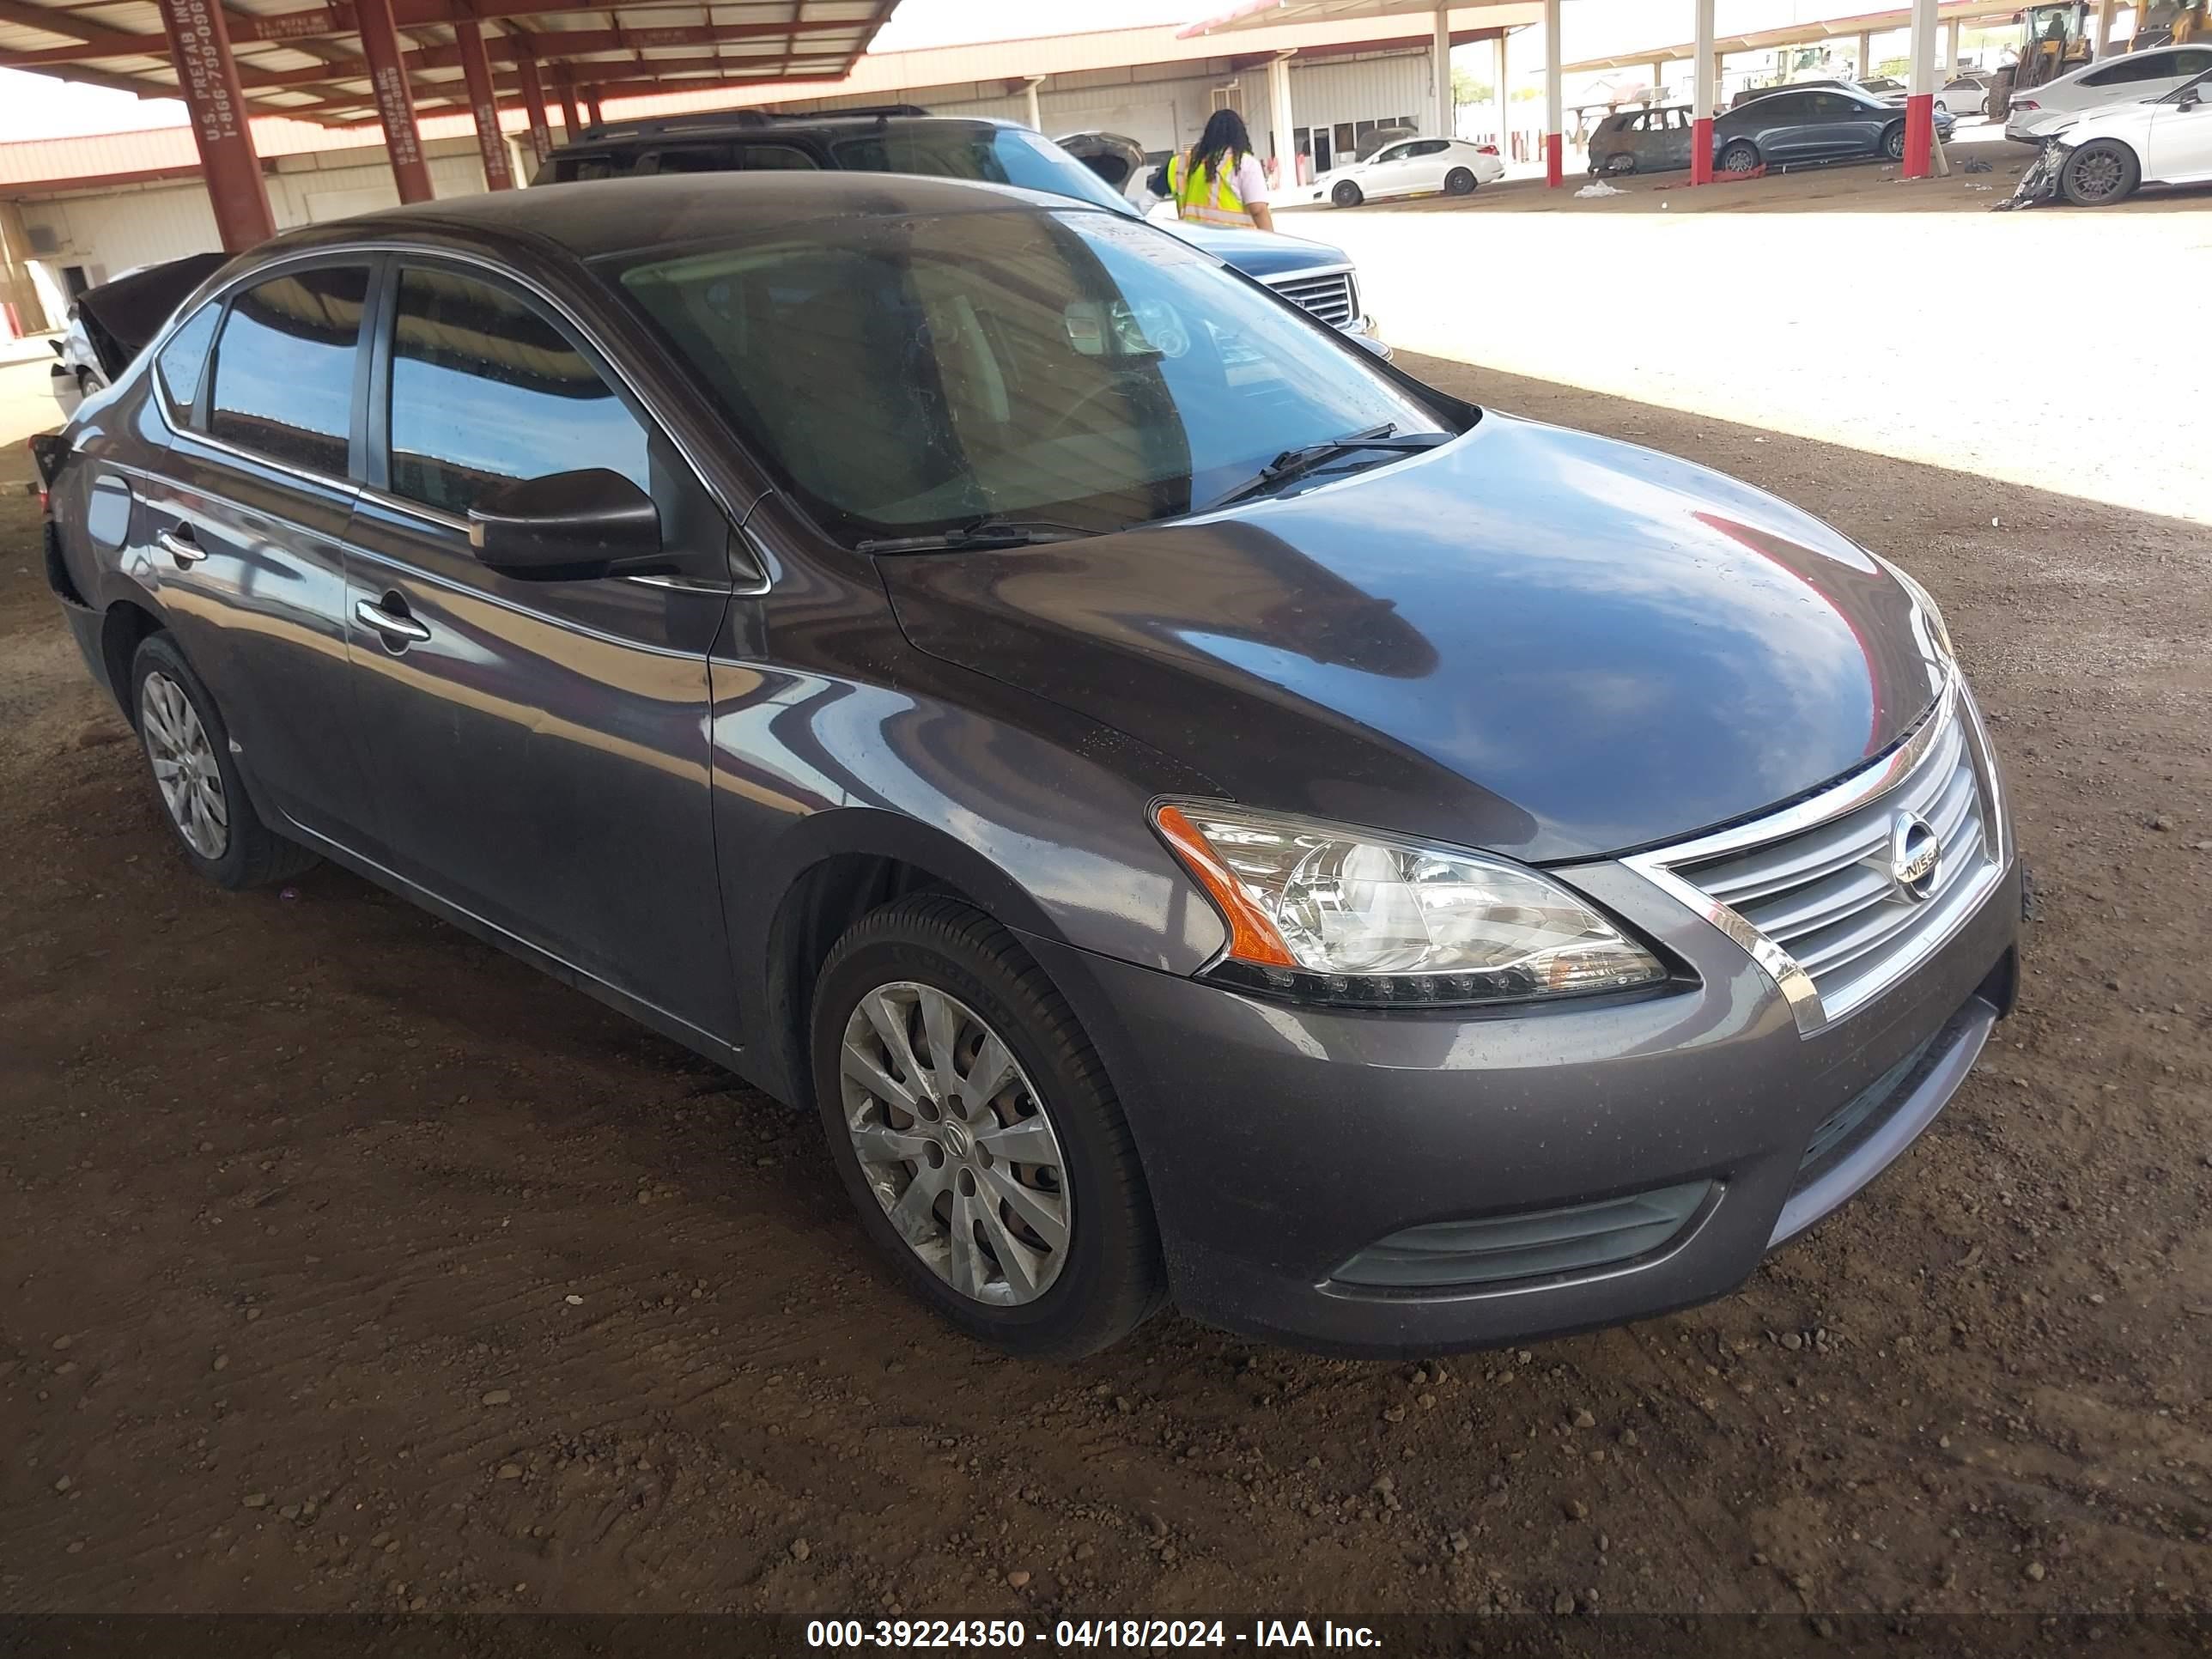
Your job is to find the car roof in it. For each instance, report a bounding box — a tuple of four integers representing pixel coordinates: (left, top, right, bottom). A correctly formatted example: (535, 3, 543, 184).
(549, 110, 1018, 158)
(269, 172, 1086, 264)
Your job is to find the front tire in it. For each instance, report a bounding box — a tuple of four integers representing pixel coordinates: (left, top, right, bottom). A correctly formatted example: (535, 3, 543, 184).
(1443, 167, 1477, 195)
(1718, 139, 1759, 173)
(810, 895, 1166, 1359)
(130, 632, 317, 890)
(1883, 122, 1907, 161)
(1331, 179, 1364, 208)
(2060, 139, 2139, 206)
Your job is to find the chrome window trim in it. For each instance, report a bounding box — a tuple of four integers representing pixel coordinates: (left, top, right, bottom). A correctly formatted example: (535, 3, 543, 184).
(1624, 676, 2010, 1037)
(161, 240, 757, 598)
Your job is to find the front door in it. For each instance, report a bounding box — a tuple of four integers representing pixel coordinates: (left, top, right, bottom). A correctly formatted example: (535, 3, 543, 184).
(133, 262, 380, 846)
(2144, 79, 2212, 180)
(340, 260, 737, 1042)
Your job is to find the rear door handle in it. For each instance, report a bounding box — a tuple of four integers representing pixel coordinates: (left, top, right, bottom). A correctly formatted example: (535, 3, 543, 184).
(156, 527, 205, 567)
(355, 597, 430, 645)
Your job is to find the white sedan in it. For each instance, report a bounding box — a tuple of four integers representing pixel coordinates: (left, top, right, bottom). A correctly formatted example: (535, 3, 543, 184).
(2040, 65, 2212, 204)
(1303, 137, 1506, 208)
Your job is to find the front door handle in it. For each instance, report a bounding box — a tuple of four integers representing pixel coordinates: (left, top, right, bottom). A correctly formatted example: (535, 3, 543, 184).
(355, 596, 431, 645)
(156, 527, 205, 567)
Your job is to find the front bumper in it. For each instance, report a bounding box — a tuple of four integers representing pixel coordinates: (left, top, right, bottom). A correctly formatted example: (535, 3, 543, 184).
(1024, 851, 2020, 1358)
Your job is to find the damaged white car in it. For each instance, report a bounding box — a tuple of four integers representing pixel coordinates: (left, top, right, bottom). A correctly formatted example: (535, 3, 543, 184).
(2008, 64, 2212, 205)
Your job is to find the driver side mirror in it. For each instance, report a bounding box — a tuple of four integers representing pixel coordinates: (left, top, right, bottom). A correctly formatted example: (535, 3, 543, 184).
(466, 468, 662, 579)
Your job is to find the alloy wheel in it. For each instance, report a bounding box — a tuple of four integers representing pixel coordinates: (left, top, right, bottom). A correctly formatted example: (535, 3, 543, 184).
(839, 981, 1071, 1306)
(141, 670, 228, 860)
(2071, 149, 2123, 200)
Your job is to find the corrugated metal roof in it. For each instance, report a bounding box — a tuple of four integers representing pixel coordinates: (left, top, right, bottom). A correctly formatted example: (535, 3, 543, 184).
(0, 0, 899, 128)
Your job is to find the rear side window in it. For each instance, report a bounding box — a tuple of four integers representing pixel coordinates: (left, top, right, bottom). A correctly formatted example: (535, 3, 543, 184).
(155, 301, 219, 417)
(386, 265, 650, 515)
(208, 265, 369, 475)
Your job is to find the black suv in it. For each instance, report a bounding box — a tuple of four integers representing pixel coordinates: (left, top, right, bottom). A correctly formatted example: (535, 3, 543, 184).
(536, 106, 1385, 352)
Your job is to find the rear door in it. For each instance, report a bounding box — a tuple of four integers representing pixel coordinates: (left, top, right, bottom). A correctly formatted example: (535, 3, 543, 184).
(1804, 91, 1884, 157)
(1650, 109, 1693, 169)
(131, 258, 381, 846)
(1747, 92, 1817, 158)
(339, 258, 738, 1039)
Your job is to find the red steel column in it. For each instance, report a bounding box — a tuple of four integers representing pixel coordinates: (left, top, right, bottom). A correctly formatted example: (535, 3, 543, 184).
(1541, 0, 1562, 186)
(1691, 0, 1716, 183)
(514, 47, 552, 164)
(585, 84, 604, 126)
(555, 63, 584, 142)
(1902, 0, 1938, 179)
(155, 0, 276, 250)
(353, 0, 433, 202)
(455, 19, 513, 189)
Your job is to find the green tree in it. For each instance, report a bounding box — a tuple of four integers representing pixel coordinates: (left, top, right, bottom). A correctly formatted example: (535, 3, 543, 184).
(1452, 68, 1493, 107)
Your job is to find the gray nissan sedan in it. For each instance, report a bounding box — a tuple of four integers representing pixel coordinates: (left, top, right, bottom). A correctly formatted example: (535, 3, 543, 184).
(37, 174, 2020, 1359)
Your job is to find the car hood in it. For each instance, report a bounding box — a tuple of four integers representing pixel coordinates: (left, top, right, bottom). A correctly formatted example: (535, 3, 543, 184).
(879, 414, 1948, 864)
(1168, 222, 1354, 280)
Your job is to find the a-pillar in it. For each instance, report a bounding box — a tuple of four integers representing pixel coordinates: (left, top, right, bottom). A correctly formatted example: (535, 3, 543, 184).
(514, 46, 552, 166)
(456, 20, 512, 191)
(1492, 32, 1509, 158)
(353, 0, 433, 202)
(1691, 0, 1716, 184)
(555, 63, 584, 145)
(1902, 0, 1937, 179)
(1431, 4, 1452, 137)
(1541, 0, 1562, 186)
(154, 0, 276, 249)
(1265, 52, 1297, 186)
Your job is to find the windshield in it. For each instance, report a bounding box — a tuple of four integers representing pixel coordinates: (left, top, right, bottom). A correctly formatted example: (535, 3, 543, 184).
(613, 207, 1456, 544)
(830, 125, 1137, 216)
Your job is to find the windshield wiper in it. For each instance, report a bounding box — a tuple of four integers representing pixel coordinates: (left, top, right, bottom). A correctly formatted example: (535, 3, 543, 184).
(853, 514, 1105, 555)
(1198, 424, 1450, 513)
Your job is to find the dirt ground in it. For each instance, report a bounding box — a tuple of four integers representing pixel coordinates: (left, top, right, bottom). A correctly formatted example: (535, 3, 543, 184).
(3, 338, 2209, 1627)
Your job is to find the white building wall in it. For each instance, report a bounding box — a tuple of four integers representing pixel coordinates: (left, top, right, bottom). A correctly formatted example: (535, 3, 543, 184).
(16, 137, 509, 320)
(796, 47, 1437, 173)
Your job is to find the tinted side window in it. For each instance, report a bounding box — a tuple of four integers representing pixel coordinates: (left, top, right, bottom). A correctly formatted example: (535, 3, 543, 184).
(155, 301, 220, 418)
(208, 266, 369, 474)
(2175, 50, 2212, 74)
(386, 266, 650, 516)
(732, 143, 818, 170)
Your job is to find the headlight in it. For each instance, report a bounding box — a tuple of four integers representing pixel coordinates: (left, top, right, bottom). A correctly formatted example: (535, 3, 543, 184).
(1152, 800, 1666, 1007)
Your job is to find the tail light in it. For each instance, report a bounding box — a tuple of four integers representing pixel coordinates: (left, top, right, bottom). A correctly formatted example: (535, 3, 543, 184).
(2013, 99, 2039, 110)
(1476, 143, 1499, 155)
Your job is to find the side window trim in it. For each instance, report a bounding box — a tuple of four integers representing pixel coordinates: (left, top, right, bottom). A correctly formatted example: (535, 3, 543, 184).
(191, 250, 381, 490)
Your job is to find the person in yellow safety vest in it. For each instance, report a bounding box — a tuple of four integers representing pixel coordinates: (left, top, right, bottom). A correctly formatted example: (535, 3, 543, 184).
(1162, 108, 1278, 233)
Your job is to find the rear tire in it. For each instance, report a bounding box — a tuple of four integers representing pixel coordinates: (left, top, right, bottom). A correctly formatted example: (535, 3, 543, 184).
(1331, 179, 1364, 208)
(809, 894, 1166, 1359)
(1718, 139, 1759, 173)
(130, 631, 318, 890)
(2060, 138, 2139, 206)
(1443, 167, 1477, 195)
(1603, 153, 1637, 176)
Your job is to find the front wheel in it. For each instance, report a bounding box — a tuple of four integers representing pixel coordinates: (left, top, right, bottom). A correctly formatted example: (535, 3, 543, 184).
(1718, 140, 1759, 173)
(1883, 122, 1907, 161)
(1331, 179, 1364, 208)
(811, 895, 1166, 1358)
(1443, 167, 1477, 195)
(2060, 139, 2140, 206)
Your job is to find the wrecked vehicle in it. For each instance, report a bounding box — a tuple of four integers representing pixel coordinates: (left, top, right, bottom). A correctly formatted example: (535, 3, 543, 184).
(1998, 64, 2212, 205)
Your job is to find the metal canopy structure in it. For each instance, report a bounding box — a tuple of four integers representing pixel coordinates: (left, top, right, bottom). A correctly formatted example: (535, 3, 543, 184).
(0, 0, 896, 247)
(1559, 0, 2017, 73)
(0, 0, 896, 125)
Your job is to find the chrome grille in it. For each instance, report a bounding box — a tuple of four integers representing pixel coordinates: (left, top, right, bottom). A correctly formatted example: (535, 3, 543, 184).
(1629, 684, 2006, 1034)
(1267, 269, 1357, 327)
